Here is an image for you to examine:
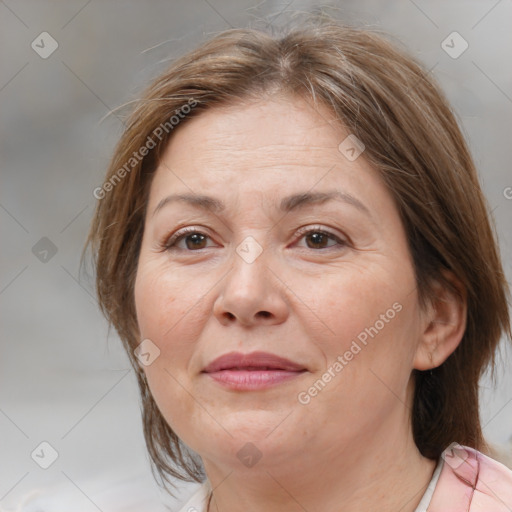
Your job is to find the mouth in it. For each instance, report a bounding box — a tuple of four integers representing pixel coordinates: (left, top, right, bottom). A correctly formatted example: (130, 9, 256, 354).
(202, 351, 307, 390)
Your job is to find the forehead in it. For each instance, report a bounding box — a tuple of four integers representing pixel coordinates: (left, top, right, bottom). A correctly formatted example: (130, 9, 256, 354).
(164, 95, 345, 164)
(147, 95, 391, 219)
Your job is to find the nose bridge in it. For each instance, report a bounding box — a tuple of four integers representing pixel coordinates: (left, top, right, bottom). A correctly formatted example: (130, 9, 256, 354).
(227, 232, 271, 295)
(213, 231, 288, 325)
(235, 234, 266, 266)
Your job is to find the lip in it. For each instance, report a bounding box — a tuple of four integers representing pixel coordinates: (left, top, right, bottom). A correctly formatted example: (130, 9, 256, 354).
(202, 351, 307, 391)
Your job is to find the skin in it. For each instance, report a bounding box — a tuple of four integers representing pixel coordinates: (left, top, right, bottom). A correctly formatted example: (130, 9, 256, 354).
(134, 93, 467, 512)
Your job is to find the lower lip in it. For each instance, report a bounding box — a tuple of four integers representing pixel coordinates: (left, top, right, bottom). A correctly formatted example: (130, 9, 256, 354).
(204, 370, 306, 390)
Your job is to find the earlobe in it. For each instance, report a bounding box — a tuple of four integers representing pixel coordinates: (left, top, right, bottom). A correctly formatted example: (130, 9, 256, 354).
(413, 270, 467, 371)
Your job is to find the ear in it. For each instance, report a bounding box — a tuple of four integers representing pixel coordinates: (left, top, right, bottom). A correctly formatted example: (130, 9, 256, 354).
(413, 269, 467, 371)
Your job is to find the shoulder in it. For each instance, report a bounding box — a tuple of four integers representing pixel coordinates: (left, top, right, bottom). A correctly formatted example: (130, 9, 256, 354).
(429, 443, 512, 511)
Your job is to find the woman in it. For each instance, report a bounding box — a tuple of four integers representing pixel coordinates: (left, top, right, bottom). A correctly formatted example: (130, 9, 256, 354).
(85, 16, 512, 511)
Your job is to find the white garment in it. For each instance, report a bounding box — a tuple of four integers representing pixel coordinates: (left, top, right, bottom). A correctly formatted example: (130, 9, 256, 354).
(176, 481, 211, 512)
(413, 457, 444, 512)
(176, 457, 444, 512)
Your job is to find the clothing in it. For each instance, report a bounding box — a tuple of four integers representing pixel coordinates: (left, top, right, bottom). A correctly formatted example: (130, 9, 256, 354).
(428, 444, 512, 510)
(414, 456, 444, 512)
(176, 444, 512, 512)
(177, 480, 211, 512)
(10, 444, 512, 511)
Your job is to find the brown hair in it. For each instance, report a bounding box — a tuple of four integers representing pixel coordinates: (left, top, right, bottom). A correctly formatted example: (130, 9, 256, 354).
(83, 15, 511, 493)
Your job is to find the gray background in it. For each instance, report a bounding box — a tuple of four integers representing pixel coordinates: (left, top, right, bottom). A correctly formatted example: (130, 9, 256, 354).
(1, 0, 511, 510)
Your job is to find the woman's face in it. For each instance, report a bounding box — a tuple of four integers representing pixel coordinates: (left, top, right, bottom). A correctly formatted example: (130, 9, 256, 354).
(134, 94, 427, 472)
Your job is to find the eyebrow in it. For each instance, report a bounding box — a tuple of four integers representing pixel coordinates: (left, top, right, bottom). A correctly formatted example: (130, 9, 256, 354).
(151, 190, 371, 218)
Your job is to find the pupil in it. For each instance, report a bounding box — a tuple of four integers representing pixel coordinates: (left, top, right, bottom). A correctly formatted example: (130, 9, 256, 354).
(188, 233, 205, 249)
(309, 232, 325, 248)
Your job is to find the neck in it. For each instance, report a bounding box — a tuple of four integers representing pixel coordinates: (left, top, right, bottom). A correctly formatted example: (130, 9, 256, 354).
(203, 414, 437, 512)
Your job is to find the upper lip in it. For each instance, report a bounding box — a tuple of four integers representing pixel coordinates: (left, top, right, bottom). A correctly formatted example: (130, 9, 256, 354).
(202, 351, 307, 373)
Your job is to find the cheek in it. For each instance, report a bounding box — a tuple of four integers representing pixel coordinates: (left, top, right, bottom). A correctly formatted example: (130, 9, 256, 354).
(299, 298, 417, 439)
(134, 264, 203, 434)
(308, 267, 400, 344)
(134, 260, 195, 340)
(134, 259, 213, 381)
(306, 262, 418, 385)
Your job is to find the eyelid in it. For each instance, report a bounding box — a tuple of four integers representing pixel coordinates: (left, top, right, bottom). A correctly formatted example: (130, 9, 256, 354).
(162, 226, 214, 250)
(294, 224, 341, 240)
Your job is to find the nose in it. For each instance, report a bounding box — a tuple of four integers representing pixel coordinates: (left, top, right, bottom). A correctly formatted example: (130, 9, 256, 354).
(212, 241, 289, 327)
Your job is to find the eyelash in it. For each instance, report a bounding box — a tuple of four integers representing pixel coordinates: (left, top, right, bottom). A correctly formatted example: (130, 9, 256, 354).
(161, 225, 348, 252)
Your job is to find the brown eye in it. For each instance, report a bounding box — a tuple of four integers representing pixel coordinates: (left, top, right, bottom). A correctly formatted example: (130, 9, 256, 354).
(304, 231, 334, 249)
(181, 232, 208, 250)
(295, 227, 347, 250)
(164, 228, 213, 251)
